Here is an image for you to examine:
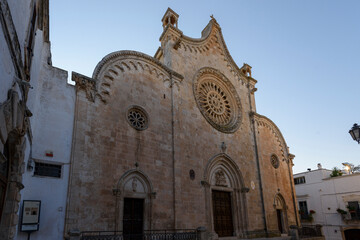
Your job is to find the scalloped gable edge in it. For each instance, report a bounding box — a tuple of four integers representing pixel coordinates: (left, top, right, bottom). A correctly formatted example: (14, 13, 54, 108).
(160, 17, 246, 79)
(92, 50, 183, 81)
(251, 112, 294, 161)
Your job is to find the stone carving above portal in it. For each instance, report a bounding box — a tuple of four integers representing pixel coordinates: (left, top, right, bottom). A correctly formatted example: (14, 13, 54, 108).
(132, 178, 138, 192)
(193, 67, 241, 133)
(72, 72, 97, 102)
(126, 106, 149, 131)
(124, 177, 145, 193)
(214, 170, 227, 187)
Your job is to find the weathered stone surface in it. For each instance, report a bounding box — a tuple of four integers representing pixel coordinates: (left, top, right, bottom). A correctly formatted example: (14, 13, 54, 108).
(65, 8, 298, 239)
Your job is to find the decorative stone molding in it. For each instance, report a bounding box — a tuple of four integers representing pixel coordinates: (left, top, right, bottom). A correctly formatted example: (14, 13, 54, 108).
(114, 169, 153, 232)
(91, 51, 183, 103)
(193, 67, 242, 133)
(72, 72, 97, 103)
(240, 63, 252, 78)
(214, 170, 227, 187)
(159, 16, 255, 88)
(203, 153, 248, 236)
(251, 112, 291, 162)
(200, 180, 210, 187)
(93, 50, 183, 80)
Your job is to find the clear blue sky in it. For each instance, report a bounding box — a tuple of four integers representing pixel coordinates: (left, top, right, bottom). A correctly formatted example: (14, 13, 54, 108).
(50, 0, 360, 174)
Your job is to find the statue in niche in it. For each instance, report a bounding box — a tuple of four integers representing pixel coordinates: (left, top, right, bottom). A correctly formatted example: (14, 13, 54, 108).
(132, 178, 138, 192)
(215, 170, 227, 187)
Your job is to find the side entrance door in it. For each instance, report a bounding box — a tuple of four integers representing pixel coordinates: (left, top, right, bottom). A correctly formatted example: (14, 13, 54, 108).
(212, 190, 234, 237)
(277, 209, 283, 233)
(123, 198, 144, 240)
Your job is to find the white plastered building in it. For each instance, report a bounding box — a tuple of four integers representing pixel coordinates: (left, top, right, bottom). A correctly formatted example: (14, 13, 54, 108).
(294, 164, 360, 240)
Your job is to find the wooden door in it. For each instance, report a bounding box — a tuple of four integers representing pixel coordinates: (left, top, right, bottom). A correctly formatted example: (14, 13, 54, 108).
(212, 190, 234, 237)
(123, 198, 144, 240)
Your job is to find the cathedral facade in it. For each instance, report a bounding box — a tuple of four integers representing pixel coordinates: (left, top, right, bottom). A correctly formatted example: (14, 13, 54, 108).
(65, 8, 299, 239)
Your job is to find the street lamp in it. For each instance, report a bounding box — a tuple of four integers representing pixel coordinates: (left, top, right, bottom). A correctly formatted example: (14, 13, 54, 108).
(349, 123, 360, 143)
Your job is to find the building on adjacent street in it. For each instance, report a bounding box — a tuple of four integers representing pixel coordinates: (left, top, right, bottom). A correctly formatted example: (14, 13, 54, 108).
(294, 164, 360, 240)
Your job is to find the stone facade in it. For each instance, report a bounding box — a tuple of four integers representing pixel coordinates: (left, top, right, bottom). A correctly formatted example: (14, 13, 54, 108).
(65, 8, 299, 239)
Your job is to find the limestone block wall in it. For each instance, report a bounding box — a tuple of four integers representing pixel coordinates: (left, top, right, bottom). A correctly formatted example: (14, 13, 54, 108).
(159, 20, 266, 235)
(254, 115, 298, 234)
(65, 10, 298, 239)
(65, 53, 180, 234)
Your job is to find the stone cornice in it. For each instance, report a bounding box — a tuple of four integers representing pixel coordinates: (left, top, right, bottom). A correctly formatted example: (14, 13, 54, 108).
(251, 112, 290, 162)
(160, 17, 255, 87)
(72, 72, 97, 102)
(159, 24, 183, 43)
(91, 50, 183, 104)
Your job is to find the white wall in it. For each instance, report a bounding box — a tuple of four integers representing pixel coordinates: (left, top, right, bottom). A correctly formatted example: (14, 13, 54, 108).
(17, 41, 75, 239)
(295, 170, 360, 240)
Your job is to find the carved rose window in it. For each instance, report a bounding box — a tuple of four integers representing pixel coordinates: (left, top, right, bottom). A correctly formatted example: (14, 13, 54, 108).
(127, 106, 148, 130)
(193, 68, 241, 133)
(271, 154, 280, 169)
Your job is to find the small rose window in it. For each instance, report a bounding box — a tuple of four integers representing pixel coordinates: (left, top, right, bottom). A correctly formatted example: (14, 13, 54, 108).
(126, 106, 149, 131)
(271, 154, 280, 169)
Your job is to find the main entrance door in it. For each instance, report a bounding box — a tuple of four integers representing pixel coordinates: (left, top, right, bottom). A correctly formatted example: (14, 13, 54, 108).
(212, 190, 234, 237)
(123, 198, 144, 239)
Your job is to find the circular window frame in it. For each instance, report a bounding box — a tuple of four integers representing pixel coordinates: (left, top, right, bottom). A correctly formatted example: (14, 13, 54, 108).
(270, 154, 280, 169)
(193, 67, 242, 133)
(126, 105, 149, 131)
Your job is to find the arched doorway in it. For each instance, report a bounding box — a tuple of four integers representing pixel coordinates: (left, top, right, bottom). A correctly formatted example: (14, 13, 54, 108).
(203, 154, 248, 238)
(273, 193, 288, 234)
(114, 170, 154, 235)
